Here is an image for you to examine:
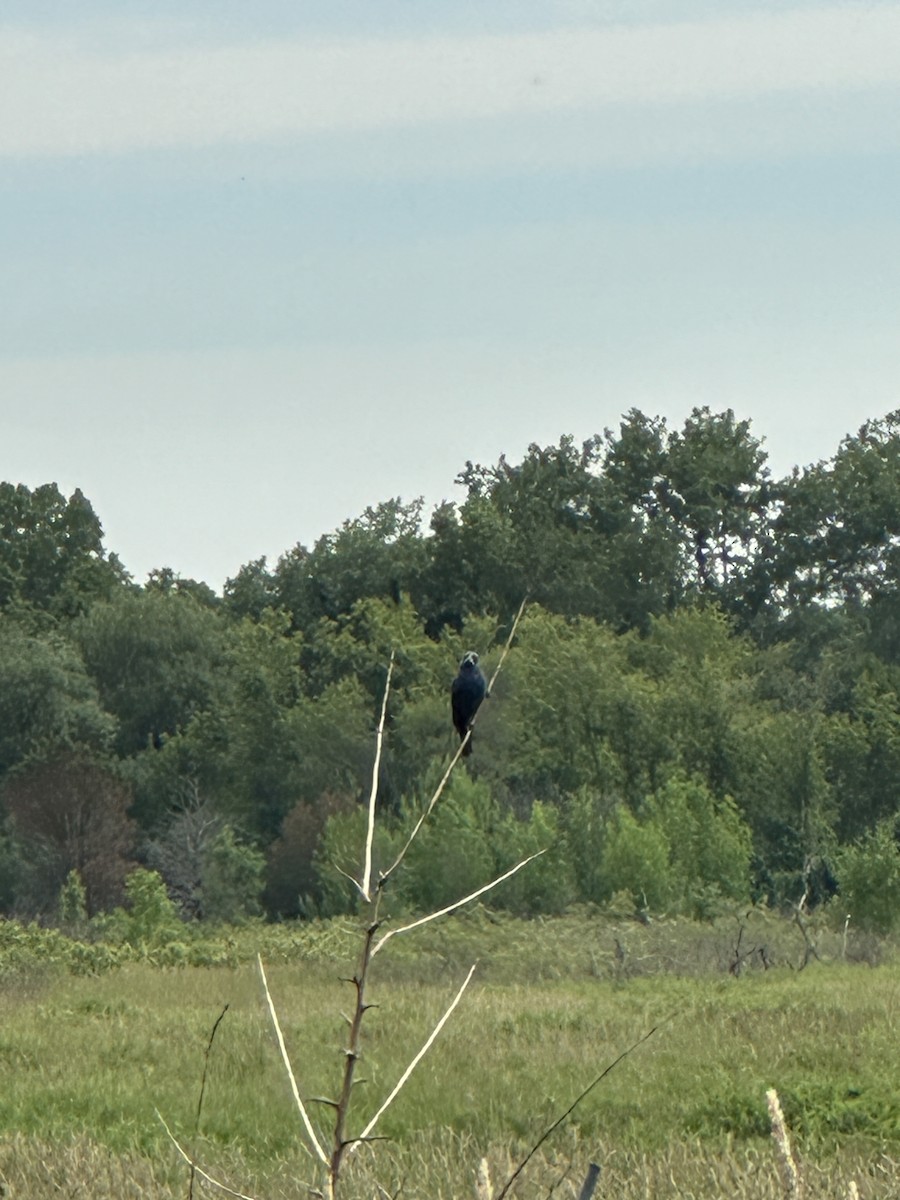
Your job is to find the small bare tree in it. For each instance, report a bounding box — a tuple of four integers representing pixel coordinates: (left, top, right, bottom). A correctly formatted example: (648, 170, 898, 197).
(161, 602, 534, 1199)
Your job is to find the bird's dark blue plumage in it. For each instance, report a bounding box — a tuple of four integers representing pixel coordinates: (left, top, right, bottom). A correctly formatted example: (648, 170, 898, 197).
(451, 650, 487, 756)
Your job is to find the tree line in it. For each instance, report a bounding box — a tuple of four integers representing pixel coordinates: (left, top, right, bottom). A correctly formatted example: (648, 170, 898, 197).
(1, 406, 899, 930)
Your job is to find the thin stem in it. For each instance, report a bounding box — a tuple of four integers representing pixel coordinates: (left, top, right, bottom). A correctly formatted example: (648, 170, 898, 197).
(191, 1004, 229, 1200)
(496, 1020, 667, 1200)
(485, 596, 528, 695)
(156, 1110, 261, 1200)
(257, 954, 328, 1166)
(381, 598, 528, 885)
(362, 651, 394, 901)
(350, 964, 477, 1151)
(372, 851, 545, 957)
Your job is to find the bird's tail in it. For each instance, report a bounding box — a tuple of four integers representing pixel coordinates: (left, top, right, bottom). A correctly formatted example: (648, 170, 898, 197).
(461, 729, 474, 757)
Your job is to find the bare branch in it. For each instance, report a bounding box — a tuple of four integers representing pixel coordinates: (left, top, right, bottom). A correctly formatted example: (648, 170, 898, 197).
(156, 1109, 261, 1200)
(362, 651, 394, 901)
(381, 599, 527, 884)
(256, 954, 329, 1166)
(380, 738, 468, 884)
(372, 851, 546, 957)
(485, 596, 528, 695)
(191, 1004, 230, 1200)
(496, 1020, 667, 1200)
(349, 964, 478, 1151)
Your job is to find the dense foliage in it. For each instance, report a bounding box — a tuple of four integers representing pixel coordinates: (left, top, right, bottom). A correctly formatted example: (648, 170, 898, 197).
(2, 408, 899, 931)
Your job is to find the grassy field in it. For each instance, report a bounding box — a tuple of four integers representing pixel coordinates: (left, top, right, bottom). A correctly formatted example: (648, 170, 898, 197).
(0, 909, 898, 1198)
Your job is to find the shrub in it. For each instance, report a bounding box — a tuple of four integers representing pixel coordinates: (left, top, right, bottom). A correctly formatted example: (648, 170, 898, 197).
(57, 869, 88, 929)
(100, 868, 182, 947)
(200, 826, 265, 923)
(836, 816, 900, 933)
(648, 775, 753, 916)
(493, 800, 576, 915)
(598, 807, 675, 911)
(399, 772, 498, 912)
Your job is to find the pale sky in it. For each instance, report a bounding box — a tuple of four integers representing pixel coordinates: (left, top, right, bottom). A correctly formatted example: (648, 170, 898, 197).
(2, 1, 899, 590)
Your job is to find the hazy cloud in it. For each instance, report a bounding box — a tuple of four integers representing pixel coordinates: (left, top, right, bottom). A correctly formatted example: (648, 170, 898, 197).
(3, 6, 900, 158)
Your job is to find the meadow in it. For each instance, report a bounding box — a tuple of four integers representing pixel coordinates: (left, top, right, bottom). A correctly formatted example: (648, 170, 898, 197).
(0, 908, 898, 1199)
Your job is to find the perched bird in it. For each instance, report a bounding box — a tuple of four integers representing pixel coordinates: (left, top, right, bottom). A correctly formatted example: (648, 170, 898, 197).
(451, 650, 488, 756)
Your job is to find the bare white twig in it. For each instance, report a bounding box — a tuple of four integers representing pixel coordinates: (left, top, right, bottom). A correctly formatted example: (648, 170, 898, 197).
(372, 851, 546, 956)
(156, 1109, 261, 1200)
(361, 651, 394, 901)
(349, 964, 477, 1151)
(485, 597, 528, 695)
(257, 954, 329, 1166)
(381, 599, 528, 884)
(380, 736, 468, 884)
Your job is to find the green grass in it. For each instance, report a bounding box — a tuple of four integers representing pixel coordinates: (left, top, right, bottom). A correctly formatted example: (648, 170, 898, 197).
(0, 910, 898, 1197)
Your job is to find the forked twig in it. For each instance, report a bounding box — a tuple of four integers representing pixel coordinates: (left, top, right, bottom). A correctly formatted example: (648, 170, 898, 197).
(381, 598, 527, 884)
(361, 651, 394, 901)
(349, 963, 478, 1152)
(372, 851, 546, 957)
(257, 954, 329, 1166)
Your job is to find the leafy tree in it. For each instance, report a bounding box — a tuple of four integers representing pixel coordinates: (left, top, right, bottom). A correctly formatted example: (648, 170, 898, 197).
(264, 793, 354, 919)
(647, 775, 753, 916)
(104, 868, 182, 946)
(768, 412, 900, 611)
(313, 802, 401, 917)
(3, 752, 136, 915)
(500, 607, 658, 801)
(223, 556, 279, 622)
(145, 566, 220, 608)
(0, 622, 115, 778)
(492, 799, 576, 915)
(73, 589, 228, 756)
(822, 663, 900, 841)
(271, 499, 427, 633)
(661, 407, 771, 604)
(200, 826, 265, 923)
(398, 772, 499, 913)
(0, 482, 125, 616)
(122, 606, 374, 843)
(836, 817, 900, 934)
(598, 807, 675, 912)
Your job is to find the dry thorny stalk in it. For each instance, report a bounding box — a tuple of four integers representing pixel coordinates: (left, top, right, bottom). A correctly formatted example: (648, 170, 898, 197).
(160, 601, 541, 1199)
(766, 1087, 805, 1199)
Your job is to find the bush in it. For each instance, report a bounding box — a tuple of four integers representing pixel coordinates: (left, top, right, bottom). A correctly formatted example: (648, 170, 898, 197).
(398, 772, 497, 913)
(836, 817, 900, 933)
(200, 826, 265, 923)
(598, 807, 675, 911)
(648, 775, 753, 917)
(99, 869, 183, 947)
(493, 800, 576, 915)
(57, 869, 88, 930)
